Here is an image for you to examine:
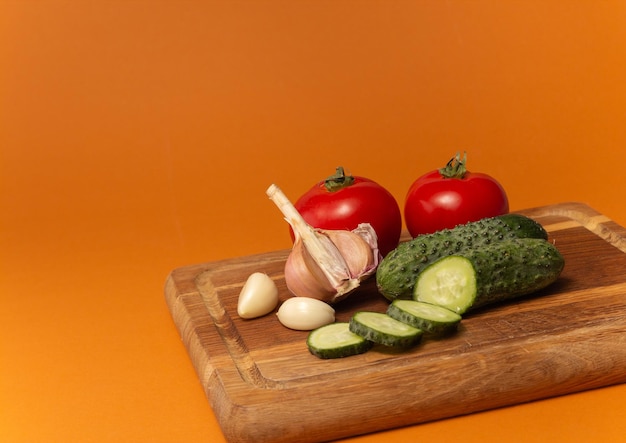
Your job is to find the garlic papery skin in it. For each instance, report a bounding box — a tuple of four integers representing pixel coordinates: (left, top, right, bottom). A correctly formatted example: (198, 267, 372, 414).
(237, 272, 279, 319)
(284, 243, 336, 301)
(266, 184, 379, 304)
(325, 224, 379, 280)
(276, 297, 336, 331)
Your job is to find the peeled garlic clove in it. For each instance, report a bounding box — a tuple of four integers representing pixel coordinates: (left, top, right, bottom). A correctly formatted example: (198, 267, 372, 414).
(237, 272, 279, 319)
(276, 297, 335, 330)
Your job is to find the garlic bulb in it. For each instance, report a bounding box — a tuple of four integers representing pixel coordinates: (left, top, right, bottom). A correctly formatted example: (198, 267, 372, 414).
(266, 184, 380, 304)
(276, 297, 336, 330)
(237, 272, 279, 319)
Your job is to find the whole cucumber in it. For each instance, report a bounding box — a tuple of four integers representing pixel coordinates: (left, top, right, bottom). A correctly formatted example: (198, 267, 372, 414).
(376, 214, 548, 301)
(414, 238, 565, 314)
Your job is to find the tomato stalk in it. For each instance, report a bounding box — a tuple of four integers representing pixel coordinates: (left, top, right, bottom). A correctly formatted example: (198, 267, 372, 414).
(439, 152, 468, 179)
(324, 167, 355, 192)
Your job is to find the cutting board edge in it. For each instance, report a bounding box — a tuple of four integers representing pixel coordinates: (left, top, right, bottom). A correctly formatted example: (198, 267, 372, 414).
(164, 274, 217, 388)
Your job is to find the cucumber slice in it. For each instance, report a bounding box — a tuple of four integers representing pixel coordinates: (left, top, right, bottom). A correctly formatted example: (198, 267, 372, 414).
(413, 255, 476, 315)
(349, 311, 423, 348)
(307, 322, 373, 359)
(386, 299, 462, 336)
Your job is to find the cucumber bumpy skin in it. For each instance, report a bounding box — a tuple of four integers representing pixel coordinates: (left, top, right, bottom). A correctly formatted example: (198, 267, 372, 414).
(414, 238, 565, 314)
(376, 214, 549, 301)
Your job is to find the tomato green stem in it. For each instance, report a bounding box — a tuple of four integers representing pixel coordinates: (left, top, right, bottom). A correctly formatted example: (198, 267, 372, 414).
(324, 166, 355, 192)
(439, 152, 467, 179)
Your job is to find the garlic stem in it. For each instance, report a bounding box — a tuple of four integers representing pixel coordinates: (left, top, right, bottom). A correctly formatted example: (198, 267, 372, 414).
(266, 184, 359, 297)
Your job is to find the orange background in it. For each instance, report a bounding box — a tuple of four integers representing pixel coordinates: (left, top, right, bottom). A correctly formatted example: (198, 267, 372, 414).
(2, 1, 626, 442)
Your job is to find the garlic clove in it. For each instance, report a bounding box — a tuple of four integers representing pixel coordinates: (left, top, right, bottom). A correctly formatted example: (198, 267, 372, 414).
(352, 223, 382, 269)
(237, 272, 279, 319)
(324, 225, 379, 279)
(276, 297, 336, 330)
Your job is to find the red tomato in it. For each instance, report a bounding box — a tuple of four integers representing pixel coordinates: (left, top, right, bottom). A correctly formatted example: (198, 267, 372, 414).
(293, 167, 402, 257)
(404, 153, 509, 237)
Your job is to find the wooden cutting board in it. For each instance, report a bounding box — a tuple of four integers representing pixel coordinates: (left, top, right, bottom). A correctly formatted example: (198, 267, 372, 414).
(164, 202, 626, 443)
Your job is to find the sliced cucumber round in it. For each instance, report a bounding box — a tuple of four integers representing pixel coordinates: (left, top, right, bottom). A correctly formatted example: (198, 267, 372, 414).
(307, 322, 373, 359)
(387, 299, 461, 336)
(349, 311, 423, 348)
(413, 255, 477, 314)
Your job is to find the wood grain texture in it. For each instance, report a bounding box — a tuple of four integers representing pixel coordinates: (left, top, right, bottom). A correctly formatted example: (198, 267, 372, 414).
(164, 202, 626, 443)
